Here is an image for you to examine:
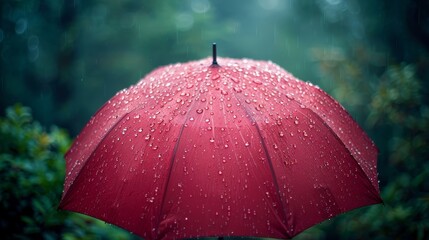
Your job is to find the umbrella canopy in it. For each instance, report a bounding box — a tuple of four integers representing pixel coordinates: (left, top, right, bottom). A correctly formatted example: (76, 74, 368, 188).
(59, 45, 382, 239)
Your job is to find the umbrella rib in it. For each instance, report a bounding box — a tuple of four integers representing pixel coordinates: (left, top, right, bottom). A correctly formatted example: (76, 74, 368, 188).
(61, 110, 138, 202)
(155, 78, 203, 237)
(230, 90, 290, 236)
(279, 86, 380, 196)
(299, 107, 382, 201)
(156, 122, 185, 232)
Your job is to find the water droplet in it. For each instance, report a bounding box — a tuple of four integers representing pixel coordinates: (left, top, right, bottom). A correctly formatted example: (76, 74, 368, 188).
(224, 144, 229, 148)
(253, 79, 263, 85)
(209, 138, 215, 143)
(279, 131, 284, 137)
(138, 128, 143, 133)
(196, 109, 203, 114)
(218, 170, 223, 175)
(244, 142, 250, 147)
(273, 144, 278, 150)
(212, 73, 220, 80)
(230, 77, 239, 83)
(145, 134, 151, 141)
(221, 89, 228, 95)
(294, 120, 299, 125)
(189, 117, 195, 121)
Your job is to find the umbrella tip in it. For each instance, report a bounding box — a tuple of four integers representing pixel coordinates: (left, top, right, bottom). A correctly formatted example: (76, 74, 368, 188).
(211, 42, 219, 67)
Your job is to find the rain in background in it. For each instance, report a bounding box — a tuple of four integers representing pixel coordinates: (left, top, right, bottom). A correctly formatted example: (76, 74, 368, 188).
(0, 0, 428, 239)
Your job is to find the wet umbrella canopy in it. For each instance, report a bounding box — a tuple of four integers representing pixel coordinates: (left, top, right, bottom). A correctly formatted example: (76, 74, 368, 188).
(59, 44, 382, 239)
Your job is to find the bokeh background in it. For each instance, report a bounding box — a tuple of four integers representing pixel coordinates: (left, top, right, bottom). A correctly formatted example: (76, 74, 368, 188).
(1, 0, 428, 239)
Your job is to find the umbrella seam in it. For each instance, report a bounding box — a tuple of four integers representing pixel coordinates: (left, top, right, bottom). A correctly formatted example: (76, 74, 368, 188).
(62, 92, 127, 195)
(230, 89, 292, 238)
(155, 121, 185, 239)
(284, 86, 379, 193)
(277, 85, 380, 197)
(61, 111, 135, 202)
(299, 107, 382, 202)
(155, 72, 204, 239)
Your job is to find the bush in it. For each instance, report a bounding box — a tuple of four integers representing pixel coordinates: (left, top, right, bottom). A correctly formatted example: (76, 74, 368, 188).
(0, 104, 135, 240)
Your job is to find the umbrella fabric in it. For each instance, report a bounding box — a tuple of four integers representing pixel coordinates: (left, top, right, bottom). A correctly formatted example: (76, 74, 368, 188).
(59, 57, 382, 239)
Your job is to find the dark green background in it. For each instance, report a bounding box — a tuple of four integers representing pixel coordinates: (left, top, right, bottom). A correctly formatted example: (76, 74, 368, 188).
(1, 0, 428, 239)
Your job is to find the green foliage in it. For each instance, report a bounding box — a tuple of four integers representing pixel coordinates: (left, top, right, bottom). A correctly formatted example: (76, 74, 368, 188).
(0, 105, 136, 240)
(337, 64, 429, 239)
(369, 64, 423, 126)
(313, 46, 429, 239)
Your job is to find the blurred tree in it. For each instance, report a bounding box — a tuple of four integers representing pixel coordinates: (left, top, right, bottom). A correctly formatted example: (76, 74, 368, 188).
(0, 0, 224, 135)
(0, 0, 78, 132)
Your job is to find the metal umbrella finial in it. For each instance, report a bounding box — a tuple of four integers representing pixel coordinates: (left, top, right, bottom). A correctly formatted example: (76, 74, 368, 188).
(212, 43, 219, 66)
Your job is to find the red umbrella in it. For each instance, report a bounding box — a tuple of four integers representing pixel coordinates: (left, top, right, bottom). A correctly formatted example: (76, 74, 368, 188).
(59, 44, 382, 239)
